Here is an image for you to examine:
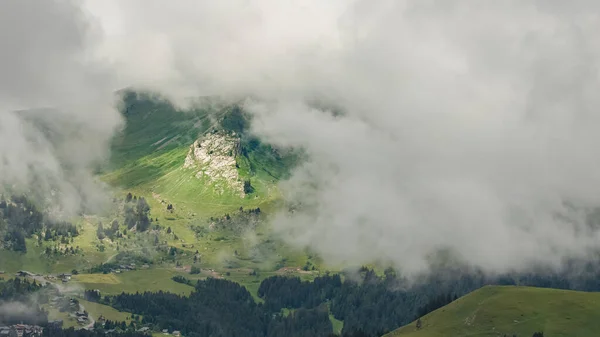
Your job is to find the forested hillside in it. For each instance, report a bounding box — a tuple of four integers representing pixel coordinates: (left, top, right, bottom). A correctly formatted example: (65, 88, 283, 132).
(0, 195, 78, 253)
(0, 278, 47, 325)
(66, 263, 600, 337)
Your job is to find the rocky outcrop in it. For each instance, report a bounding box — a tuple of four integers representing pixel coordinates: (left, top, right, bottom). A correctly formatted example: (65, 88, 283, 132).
(184, 131, 244, 197)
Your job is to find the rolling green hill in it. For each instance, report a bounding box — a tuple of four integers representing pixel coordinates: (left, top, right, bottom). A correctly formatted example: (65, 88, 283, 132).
(385, 285, 600, 337)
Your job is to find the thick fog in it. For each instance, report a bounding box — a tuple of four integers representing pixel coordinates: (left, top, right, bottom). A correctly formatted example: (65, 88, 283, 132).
(6, 0, 600, 273)
(0, 0, 122, 215)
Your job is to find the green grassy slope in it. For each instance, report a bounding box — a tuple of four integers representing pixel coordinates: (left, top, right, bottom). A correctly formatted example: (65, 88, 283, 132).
(99, 91, 313, 267)
(385, 286, 600, 337)
(86, 92, 316, 294)
(104, 91, 296, 216)
(77, 299, 132, 323)
(0, 92, 318, 309)
(109, 91, 207, 167)
(74, 269, 195, 295)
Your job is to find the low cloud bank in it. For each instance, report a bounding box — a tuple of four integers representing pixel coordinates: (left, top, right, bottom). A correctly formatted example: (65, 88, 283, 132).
(7, 0, 600, 274)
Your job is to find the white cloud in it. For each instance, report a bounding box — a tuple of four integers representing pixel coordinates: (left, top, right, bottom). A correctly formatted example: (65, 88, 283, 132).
(0, 0, 122, 214)
(9, 0, 600, 273)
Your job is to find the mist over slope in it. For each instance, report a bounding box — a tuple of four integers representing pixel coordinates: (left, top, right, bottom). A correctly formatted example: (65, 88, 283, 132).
(106, 91, 297, 205)
(82, 0, 600, 274)
(0, 0, 122, 216)
(4, 0, 600, 276)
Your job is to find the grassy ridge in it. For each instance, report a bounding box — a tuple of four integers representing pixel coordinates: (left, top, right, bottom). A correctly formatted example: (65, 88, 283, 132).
(385, 286, 600, 337)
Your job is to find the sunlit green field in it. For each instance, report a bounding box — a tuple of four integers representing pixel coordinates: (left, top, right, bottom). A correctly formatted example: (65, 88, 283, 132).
(386, 286, 600, 337)
(74, 269, 195, 295)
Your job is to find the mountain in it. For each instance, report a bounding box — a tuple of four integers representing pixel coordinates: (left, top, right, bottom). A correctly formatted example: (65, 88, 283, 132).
(104, 91, 298, 216)
(0, 91, 309, 276)
(0, 91, 317, 331)
(8, 92, 600, 337)
(384, 285, 600, 337)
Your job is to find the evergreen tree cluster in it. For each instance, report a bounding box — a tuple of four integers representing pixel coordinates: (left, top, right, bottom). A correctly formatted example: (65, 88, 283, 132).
(105, 278, 333, 337)
(415, 293, 458, 318)
(0, 195, 78, 253)
(44, 221, 79, 242)
(206, 207, 262, 235)
(0, 278, 48, 325)
(257, 264, 600, 336)
(97, 263, 588, 337)
(43, 327, 147, 337)
(123, 194, 151, 232)
(258, 274, 342, 312)
(97, 220, 123, 241)
(44, 245, 80, 257)
(84, 289, 101, 302)
(171, 276, 194, 286)
(258, 270, 417, 336)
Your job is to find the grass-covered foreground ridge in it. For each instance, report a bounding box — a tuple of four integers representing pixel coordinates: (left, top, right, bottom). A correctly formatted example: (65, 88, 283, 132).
(385, 286, 600, 337)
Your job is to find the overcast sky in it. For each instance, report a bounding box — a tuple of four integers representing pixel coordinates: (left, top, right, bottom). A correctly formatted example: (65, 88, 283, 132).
(4, 0, 600, 274)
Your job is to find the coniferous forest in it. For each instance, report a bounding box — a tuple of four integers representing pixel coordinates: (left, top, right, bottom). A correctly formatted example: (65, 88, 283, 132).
(85, 262, 600, 337)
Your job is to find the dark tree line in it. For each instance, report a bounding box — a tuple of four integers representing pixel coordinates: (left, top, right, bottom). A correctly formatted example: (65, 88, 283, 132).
(0, 278, 48, 325)
(44, 245, 80, 257)
(43, 327, 147, 337)
(416, 293, 458, 318)
(0, 195, 78, 252)
(171, 276, 194, 286)
(104, 278, 333, 337)
(258, 269, 419, 336)
(84, 289, 101, 302)
(44, 221, 79, 241)
(97, 263, 581, 337)
(94, 319, 129, 331)
(244, 180, 254, 194)
(257, 262, 600, 336)
(258, 274, 342, 312)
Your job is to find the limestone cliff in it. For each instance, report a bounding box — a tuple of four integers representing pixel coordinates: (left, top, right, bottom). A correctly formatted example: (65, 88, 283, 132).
(184, 131, 244, 197)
